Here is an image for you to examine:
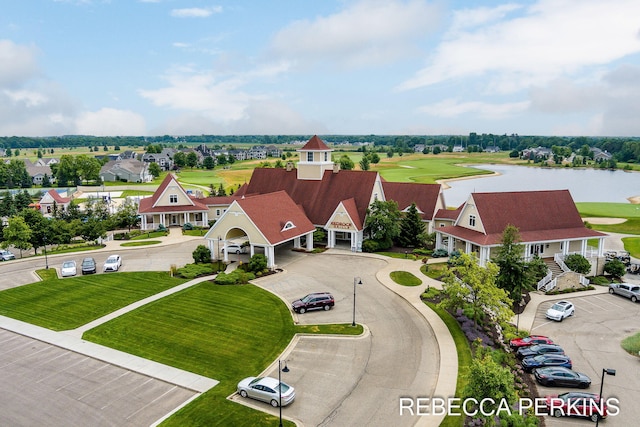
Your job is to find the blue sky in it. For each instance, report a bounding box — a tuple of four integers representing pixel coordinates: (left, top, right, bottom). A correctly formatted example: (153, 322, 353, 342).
(2, 0, 640, 137)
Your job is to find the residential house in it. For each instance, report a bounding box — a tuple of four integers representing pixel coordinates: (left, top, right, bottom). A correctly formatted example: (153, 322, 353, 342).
(100, 159, 152, 183)
(39, 189, 71, 216)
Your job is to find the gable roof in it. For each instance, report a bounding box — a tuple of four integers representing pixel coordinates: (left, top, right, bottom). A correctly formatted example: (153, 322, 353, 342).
(243, 168, 379, 228)
(138, 174, 208, 214)
(439, 190, 606, 245)
(381, 181, 441, 220)
(41, 189, 70, 205)
(300, 135, 331, 151)
(235, 191, 316, 245)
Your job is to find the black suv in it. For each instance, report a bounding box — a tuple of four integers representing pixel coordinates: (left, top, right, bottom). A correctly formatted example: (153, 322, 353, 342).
(292, 292, 335, 314)
(81, 257, 97, 275)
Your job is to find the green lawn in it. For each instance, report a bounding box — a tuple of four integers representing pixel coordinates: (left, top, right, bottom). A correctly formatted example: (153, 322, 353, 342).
(0, 272, 187, 330)
(390, 271, 422, 286)
(576, 202, 640, 218)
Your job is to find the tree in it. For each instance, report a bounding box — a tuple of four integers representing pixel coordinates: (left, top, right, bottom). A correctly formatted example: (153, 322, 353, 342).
(439, 253, 513, 325)
(14, 190, 32, 211)
(192, 245, 212, 263)
(80, 218, 106, 243)
(564, 253, 591, 274)
(148, 162, 162, 179)
(369, 152, 380, 164)
(604, 259, 626, 278)
(19, 208, 50, 255)
(3, 216, 32, 257)
(248, 254, 268, 273)
(173, 152, 187, 168)
(364, 200, 401, 249)
(216, 183, 226, 197)
(359, 156, 370, 171)
(338, 154, 354, 170)
(493, 225, 531, 303)
(186, 152, 198, 168)
(114, 198, 140, 231)
(203, 156, 215, 170)
(0, 191, 16, 217)
(397, 203, 426, 247)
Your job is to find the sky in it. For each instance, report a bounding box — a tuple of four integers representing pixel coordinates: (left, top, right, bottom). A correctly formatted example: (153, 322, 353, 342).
(2, 0, 640, 137)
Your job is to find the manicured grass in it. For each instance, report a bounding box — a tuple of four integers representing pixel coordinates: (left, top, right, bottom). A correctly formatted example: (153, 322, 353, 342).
(390, 271, 422, 286)
(576, 202, 640, 218)
(421, 262, 448, 279)
(0, 272, 187, 331)
(183, 229, 208, 237)
(622, 237, 640, 259)
(83, 282, 296, 427)
(296, 323, 364, 335)
(375, 251, 420, 260)
(590, 218, 640, 235)
(120, 240, 162, 247)
(424, 300, 471, 427)
(621, 332, 640, 356)
(132, 231, 168, 239)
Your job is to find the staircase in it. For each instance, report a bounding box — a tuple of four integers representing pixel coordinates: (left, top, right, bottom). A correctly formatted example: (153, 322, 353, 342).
(543, 258, 563, 279)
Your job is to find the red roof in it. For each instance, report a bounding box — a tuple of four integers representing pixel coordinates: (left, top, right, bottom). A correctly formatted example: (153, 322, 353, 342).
(243, 168, 379, 228)
(138, 174, 208, 214)
(381, 181, 441, 220)
(439, 190, 606, 246)
(44, 189, 70, 204)
(236, 191, 316, 245)
(300, 135, 331, 151)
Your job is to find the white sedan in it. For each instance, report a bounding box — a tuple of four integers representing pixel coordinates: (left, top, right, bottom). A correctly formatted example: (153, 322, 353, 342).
(60, 260, 77, 277)
(546, 300, 575, 322)
(103, 255, 122, 272)
(237, 376, 295, 407)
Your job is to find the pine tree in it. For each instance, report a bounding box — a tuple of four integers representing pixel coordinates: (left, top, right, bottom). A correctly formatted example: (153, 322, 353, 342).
(398, 203, 425, 247)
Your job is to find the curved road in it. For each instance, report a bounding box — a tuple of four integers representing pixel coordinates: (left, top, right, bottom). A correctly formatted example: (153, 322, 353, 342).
(0, 238, 440, 426)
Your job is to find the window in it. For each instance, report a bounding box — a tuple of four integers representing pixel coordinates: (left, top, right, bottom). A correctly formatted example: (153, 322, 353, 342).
(281, 221, 296, 232)
(216, 209, 221, 216)
(169, 194, 178, 204)
(324, 152, 328, 161)
(469, 215, 476, 227)
(307, 152, 313, 162)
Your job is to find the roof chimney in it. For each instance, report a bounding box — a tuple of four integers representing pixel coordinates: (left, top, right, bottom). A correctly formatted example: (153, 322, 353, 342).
(333, 163, 340, 173)
(286, 161, 294, 171)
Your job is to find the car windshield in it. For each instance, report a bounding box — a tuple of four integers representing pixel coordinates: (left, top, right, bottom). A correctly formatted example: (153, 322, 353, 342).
(63, 262, 74, 268)
(83, 259, 94, 265)
(551, 303, 565, 310)
(277, 383, 290, 393)
(300, 295, 314, 303)
(107, 257, 117, 263)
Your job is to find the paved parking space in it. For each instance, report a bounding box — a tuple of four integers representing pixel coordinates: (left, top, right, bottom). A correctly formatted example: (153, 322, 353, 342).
(529, 293, 640, 426)
(0, 329, 198, 426)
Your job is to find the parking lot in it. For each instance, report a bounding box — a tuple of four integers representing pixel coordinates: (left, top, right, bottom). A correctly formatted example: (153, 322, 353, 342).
(0, 329, 198, 426)
(529, 291, 640, 426)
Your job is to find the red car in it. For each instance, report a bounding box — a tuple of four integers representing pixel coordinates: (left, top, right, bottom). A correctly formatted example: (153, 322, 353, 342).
(509, 335, 554, 349)
(542, 392, 607, 422)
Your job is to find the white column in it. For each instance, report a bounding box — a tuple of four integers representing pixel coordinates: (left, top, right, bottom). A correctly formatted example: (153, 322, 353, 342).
(141, 215, 146, 230)
(328, 230, 335, 248)
(306, 232, 314, 251)
(436, 232, 442, 248)
(598, 238, 605, 256)
(207, 239, 215, 259)
(563, 240, 570, 255)
(183, 213, 188, 225)
(580, 239, 587, 256)
(294, 237, 301, 249)
(447, 237, 454, 253)
(223, 241, 229, 263)
(266, 246, 275, 268)
(250, 245, 255, 257)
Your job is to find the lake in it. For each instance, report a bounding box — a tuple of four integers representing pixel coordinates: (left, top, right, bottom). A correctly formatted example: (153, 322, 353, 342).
(442, 164, 640, 207)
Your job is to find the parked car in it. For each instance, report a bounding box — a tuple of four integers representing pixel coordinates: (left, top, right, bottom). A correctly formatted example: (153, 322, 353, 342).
(521, 354, 572, 373)
(0, 249, 16, 261)
(541, 392, 607, 422)
(237, 376, 295, 407)
(60, 260, 77, 277)
(103, 254, 122, 272)
(546, 300, 575, 321)
(608, 282, 640, 302)
(509, 335, 554, 349)
(81, 257, 97, 275)
(222, 243, 247, 254)
(291, 292, 335, 314)
(533, 367, 591, 388)
(517, 344, 565, 359)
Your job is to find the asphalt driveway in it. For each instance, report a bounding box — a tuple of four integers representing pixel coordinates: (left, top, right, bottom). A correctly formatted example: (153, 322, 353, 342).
(529, 292, 640, 426)
(246, 252, 439, 427)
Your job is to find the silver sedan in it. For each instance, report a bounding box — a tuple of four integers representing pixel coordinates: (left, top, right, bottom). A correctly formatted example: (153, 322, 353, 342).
(237, 376, 295, 407)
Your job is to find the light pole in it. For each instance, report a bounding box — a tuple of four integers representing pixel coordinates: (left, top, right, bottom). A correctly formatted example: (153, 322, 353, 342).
(43, 235, 49, 270)
(596, 368, 615, 426)
(352, 277, 362, 327)
(278, 359, 289, 427)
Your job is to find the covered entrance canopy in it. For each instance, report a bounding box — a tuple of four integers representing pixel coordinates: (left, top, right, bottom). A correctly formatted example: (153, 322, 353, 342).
(204, 191, 316, 268)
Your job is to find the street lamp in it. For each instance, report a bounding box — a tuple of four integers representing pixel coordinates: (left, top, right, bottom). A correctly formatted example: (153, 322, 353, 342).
(352, 277, 362, 327)
(43, 235, 49, 270)
(278, 359, 290, 427)
(596, 368, 615, 427)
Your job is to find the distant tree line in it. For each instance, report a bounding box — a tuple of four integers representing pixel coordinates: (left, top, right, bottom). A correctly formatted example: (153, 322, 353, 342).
(2, 133, 640, 163)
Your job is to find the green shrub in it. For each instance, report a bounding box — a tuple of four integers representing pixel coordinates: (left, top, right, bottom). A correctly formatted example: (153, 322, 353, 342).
(175, 263, 219, 279)
(564, 253, 591, 274)
(248, 254, 267, 273)
(214, 269, 255, 285)
(192, 245, 212, 264)
(362, 239, 378, 253)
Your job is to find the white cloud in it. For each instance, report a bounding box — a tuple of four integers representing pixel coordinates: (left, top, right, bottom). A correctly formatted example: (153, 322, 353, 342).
(268, 0, 442, 69)
(170, 7, 222, 18)
(75, 108, 146, 136)
(399, 0, 640, 92)
(418, 98, 529, 118)
(0, 39, 40, 87)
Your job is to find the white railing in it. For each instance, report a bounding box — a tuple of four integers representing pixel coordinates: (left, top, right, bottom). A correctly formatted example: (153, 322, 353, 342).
(537, 271, 553, 291)
(545, 278, 557, 292)
(554, 253, 570, 272)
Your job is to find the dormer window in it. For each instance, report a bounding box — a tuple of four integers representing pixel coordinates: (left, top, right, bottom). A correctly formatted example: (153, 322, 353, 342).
(324, 152, 328, 161)
(307, 152, 313, 162)
(281, 221, 296, 232)
(170, 194, 178, 204)
(469, 215, 476, 227)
